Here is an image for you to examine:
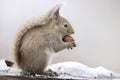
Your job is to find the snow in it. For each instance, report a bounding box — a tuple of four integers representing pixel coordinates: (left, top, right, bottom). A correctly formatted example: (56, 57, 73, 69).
(0, 59, 120, 79)
(46, 62, 120, 79)
(0, 59, 8, 70)
(0, 59, 21, 76)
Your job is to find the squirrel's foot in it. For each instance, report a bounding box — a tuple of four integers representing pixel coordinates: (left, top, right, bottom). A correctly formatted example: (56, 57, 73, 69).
(20, 71, 36, 77)
(43, 69, 58, 77)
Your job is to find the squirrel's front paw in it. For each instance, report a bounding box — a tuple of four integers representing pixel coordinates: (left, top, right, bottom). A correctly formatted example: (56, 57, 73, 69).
(66, 42, 76, 49)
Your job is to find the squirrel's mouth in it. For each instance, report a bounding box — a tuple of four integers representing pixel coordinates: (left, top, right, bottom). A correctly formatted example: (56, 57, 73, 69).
(62, 35, 76, 47)
(62, 35, 74, 42)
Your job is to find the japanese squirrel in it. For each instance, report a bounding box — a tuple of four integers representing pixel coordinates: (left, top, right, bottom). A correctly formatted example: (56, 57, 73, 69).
(13, 4, 76, 75)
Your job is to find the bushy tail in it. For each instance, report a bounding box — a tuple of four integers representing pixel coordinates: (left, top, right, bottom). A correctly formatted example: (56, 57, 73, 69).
(13, 27, 27, 66)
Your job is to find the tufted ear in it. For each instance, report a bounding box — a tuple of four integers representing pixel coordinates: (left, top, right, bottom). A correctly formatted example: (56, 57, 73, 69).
(52, 7, 60, 21)
(48, 4, 62, 24)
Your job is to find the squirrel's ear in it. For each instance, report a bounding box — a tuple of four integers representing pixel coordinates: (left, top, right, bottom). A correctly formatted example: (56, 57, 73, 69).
(52, 8, 60, 21)
(48, 4, 62, 23)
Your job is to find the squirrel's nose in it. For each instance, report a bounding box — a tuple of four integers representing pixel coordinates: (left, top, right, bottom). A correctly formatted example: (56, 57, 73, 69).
(70, 30, 74, 34)
(72, 31, 74, 34)
(71, 28, 75, 34)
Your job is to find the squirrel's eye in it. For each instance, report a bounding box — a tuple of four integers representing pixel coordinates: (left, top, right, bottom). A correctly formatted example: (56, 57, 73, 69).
(64, 24, 68, 28)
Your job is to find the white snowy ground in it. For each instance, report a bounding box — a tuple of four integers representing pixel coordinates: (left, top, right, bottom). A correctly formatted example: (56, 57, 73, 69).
(46, 62, 120, 79)
(0, 59, 120, 79)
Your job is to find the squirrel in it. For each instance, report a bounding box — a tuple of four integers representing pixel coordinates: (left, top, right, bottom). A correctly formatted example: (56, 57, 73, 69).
(13, 4, 76, 75)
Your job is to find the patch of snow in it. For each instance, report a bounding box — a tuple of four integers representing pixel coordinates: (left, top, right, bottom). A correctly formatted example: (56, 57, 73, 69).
(46, 62, 120, 79)
(0, 59, 8, 70)
(0, 59, 21, 76)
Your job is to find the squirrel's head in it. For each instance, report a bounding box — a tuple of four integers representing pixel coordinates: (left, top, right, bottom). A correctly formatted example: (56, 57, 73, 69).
(48, 4, 74, 38)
